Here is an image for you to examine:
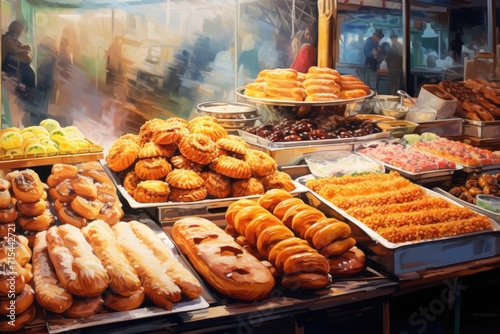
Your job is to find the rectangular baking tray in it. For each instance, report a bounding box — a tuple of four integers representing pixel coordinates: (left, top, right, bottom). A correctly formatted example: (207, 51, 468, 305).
(45, 219, 209, 333)
(300, 183, 500, 276)
(463, 119, 500, 138)
(414, 118, 463, 137)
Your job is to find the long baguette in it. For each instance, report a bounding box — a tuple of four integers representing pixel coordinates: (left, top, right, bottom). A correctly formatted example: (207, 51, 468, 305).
(82, 220, 142, 297)
(46, 224, 109, 297)
(128, 221, 202, 299)
(112, 222, 181, 310)
(171, 217, 275, 301)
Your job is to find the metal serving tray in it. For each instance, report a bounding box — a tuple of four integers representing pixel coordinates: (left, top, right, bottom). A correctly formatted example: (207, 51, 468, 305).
(45, 219, 209, 334)
(463, 119, 500, 138)
(298, 180, 500, 276)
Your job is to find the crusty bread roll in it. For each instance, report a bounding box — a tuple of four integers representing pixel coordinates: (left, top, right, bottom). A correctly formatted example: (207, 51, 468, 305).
(171, 217, 275, 301)
(32, 231, 73, 313)
(45, 224, 110, 297)
(63, 295, 103, 318)
(82, 220, 141, 296)
(112, 222, 181, 310)
(103, 288, 145, 312)
(127, 221, 202, 299)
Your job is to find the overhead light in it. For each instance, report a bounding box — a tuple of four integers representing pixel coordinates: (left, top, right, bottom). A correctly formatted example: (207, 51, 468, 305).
(365, 23, 375, 38)
(421, 22, 438, 38)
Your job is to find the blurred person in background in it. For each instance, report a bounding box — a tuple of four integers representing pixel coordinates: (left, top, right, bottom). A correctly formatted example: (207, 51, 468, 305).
(290, 25, 317, 73)
(386, 33, 403, 94)
(363, 29, 384, 90)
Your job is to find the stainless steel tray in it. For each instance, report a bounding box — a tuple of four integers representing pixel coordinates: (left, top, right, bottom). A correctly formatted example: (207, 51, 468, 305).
(299, 182, 500, 276)
(45, 219, 209, 334)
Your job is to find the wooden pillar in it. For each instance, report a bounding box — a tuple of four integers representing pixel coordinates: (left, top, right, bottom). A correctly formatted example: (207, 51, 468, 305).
(317, 0, 336, 68)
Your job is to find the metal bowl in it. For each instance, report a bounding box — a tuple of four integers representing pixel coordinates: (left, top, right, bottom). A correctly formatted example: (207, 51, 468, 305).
(197, 101, 260, 119)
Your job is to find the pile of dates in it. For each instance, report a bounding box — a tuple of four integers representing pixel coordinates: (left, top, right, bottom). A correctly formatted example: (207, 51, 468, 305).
(448, 172, 500, 204)
(243, 117, 382, 142)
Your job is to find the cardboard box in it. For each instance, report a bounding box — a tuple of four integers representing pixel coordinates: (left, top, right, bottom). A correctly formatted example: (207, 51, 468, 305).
(416, 84, 459, 119)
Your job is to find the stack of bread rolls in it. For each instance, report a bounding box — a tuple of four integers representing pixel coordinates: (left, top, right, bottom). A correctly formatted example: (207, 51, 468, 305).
(0, 235, 36, 332)
(0, 179, 17, 239)
(48, 162, 124, 228)
(303, 67, 341, 102)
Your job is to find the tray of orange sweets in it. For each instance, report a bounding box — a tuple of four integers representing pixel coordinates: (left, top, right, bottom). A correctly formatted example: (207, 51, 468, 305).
(300, 171, 500, 275)
(236, 67, 373, 107)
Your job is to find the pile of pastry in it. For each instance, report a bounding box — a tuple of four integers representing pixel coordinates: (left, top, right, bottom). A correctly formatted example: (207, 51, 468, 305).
(244, 67, 370, 102)
(105, 116, 296, 203)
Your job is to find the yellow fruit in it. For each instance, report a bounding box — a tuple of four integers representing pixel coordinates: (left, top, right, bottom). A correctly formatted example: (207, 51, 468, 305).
(39, 119, 61, 133)
(0, 131, 23, 150)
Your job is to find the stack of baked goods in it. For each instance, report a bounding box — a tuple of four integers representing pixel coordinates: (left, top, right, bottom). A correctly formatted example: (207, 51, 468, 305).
(47, 162, 124, 228)
(30, 220, 202, 319)
(243, 67, 370, 102)
(105, 116, 296, 203)
(0, 235, 36, 332)
(0, 179, 17, 239)
(448, 172, 500, 204)
(438, 79, 500, 121)
(306, 171, 493, 243)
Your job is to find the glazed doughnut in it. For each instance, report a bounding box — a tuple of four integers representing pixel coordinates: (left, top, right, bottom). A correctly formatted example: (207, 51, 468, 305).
(283, 251, 330, 275)
(281, 203, 315, 228)
(304, 217, 339, 245)
(291, 208, 327, 238)
(135, 157, 172, 180)
(0, 302, 35, 332)
(0, 204, 17, 223)
(168, 186, 207, 202)
(210, 155, 252, 179)
(95, 202, 123, 226)
(268, 237, 310, 266)
(19, 263, 33, 284)
(64, 296, 104, 318)
(280, 272, 331, 290)
(216, 137, 249, 156)
(17, 209, 54, 231)
(312, 221, 352, 250)
(58, 206, 88, 228)
(165, 169, 204, 190)
(0, 180, 12, 209)
(105, 138, 140, 172)
(188, 118, 228, 142)
(70, 174, 98, 199)
(244, 150, 277, 177)
(233, 205, 271, 236)
(232, 177, 265, 197)
(179, 133, 218, 165)
(46, 163, 79, 187)
(225, 199, 260, 226)
(0, 283, 34, 316)
(328, 246, 366, 278)
(244, 82, 267, 98)
(257, 188, 294, 212)
(6, 169, 44, 203)
(49, 178, 76, 203)
(70, 196, 104, 220)
(103, 289, 145, 311)
(53, 199, 66, 213)
(272, 197, 306, 220)
(170, 155, 204, 173)
(265, 68, 298, 80)
(275, 245, 319, 273)
(255, 224, 294, 257)
(244, 212, 283, 245)
(133, 180, 170, 203)
(123, 171, 142, 196)
(340, 89, 369, 99)
(201, 171, 232, 199)
(0, 260, 25, 296)
(305, 93, 339, 102)
(319, 237, 357, 258)
(260, 171, 296, 192)
(0, 235, 31, 267)
(16, 199, 47, 217)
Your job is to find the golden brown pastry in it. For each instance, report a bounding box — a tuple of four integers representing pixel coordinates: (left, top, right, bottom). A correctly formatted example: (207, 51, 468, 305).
(133, 180, 170, 203)
(63, 296, 104, 318)
(257, 188, 294, 212)
(134, 157, 172, 180)
(57, 206, 88, 228)
(0, 283, 34, 316)
(17, 209, 54, 231)
(46, 163, 79, 188)
(0, 180, 12, 209)
(209, 155, 252, 179)
(178, 133, 218, 165)
(103, 289, 145, 312)
(6, 169, 45, 203)
(201, 171, 232, 199)
(70, 196, 104, 220)
(0, 235, 31, 267)
(123, 171, 142, 196)
(216, 137, 249, 156)
(231, 177, 265, 197)
(168, 186, 208, 202)
(70, 174, 98, 199)
(0, 302, 35, 332)
(0, 204, 18, 223)
(260, 171, 296, 192)
(105, 138, 140, 172)
(16, 198, 47, 217)
(165, 169, 204, 189)
(244, 150, 277, 177)
(170, 155, 204, 173)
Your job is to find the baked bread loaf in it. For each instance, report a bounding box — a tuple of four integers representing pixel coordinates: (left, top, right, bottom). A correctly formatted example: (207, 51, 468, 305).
(171, 217, 275, 301)
(45, 224, 110, 297)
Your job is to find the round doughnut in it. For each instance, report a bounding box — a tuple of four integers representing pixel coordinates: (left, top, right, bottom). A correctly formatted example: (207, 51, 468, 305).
(244, 150, 277, 177)
(7, 169, 44, 203)
(170, 155, 204, 173)
(0, 223, 13, 239)
(168, 186, 207, 202)
(216, 137, 249, 156)
(103, 289, 145, 312)
(255, 224, 294, 257)
(280, 272, 330, 290)
(268, 237, 310, 266)
(123, 171, 142, 196)
(70, 196, 104, 220)
(260, 171, 296, 192)
(105, 139, 140, 172)
(0, 302, 35, 332)
(307, 66, 340, 76)
(178, 133, 218, 165)
(209, 156, 252, 179)
(16, 199, 48, 217)
(49, 178, 76, 203)
(265, 68, 298, 80)
(165, 169, 204, 190)
(312, 221, 352, 250)
(53, 199, 66, 213)
(0, 180, 12, 209)
(134, 157, 172, 180)
(244, 212, 283, 245)
(58, 206, 88, 228)
(95, 202, 123, 226)
(188, 119, 228, 142)
(328, 246, 366, 278)
(233, 205, 271, 236)
(291, 208, 326, 239)
(0, 283, 34, 316)
(0, 204, 18, 223)
(64, 295, 104, 318)
(201, 171, 232, 199)
(0, 260, 25, 296)
(133, 180, 170, 203)
(305, 93, 339, 102)
(257, 188, 293, 212)
(0, 235, 31, 267)
(319, 237, 357, 258)
(225, 199, 260, 226)
(272, 197, 306, 220)
(17, 209, 54, 231)
(46, 163, 79, 187)
(70, 175, 98, 199)
(231, 177, 265, 197)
